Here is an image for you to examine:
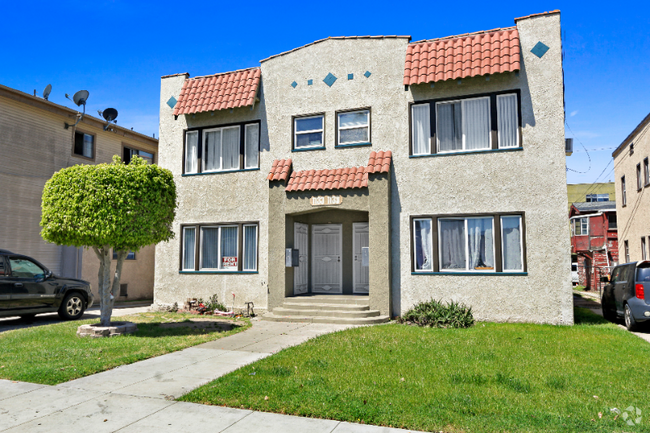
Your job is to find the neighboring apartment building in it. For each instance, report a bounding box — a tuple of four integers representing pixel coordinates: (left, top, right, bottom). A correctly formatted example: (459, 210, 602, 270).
(569, 202, 618, 288)
(566, 182, 615, 212)
(155, 10, 573, 324)
(613, 111, 650, 263)
(0, 83, 158, 300)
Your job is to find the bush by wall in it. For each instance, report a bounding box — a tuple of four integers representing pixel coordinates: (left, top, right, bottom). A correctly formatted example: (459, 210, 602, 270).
(398, 299, 474, 328)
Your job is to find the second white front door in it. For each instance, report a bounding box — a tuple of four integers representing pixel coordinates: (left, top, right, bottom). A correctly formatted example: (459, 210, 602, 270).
(294, 223, 309, 295)
(311, 224, 342, 293)
(353, 223, 369, 293)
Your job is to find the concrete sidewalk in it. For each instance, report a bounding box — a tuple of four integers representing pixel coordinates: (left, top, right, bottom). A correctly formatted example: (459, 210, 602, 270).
(0, 320, 424, 433)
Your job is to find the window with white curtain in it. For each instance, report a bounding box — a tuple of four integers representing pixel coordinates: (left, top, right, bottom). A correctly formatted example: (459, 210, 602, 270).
(181, 223, 258, 272)
(411, 92, 520, 155)
(412, 213, 525, 273)
(204, 126, 240, 172)
(337, 109, 370, 145)
(245, 124, 260, 169)
(294, 115, 324, 149)
(185, 131, 199, 174)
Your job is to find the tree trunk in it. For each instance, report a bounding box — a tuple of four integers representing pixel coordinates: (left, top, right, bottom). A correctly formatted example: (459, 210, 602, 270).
(111, 250, 128, 305)
(93, 246, 113, 326)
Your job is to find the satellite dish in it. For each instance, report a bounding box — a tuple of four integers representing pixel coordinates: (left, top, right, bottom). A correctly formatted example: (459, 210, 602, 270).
(102, 108, 118, 122)
(43, 84, 52, 100)
(72, 90, 89, 106)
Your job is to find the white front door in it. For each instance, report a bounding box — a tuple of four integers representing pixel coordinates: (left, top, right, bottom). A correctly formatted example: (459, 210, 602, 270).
(312, 224, 342, 293)
(294, 223, 309, 295)
(353, 223, 369, 293)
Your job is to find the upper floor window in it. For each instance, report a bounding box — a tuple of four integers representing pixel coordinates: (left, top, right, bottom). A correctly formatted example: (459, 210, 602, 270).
(73, 131, 94, 159)
(183, 121, 260, 175)
(608, 213, 617, 230)
(411, 91, 520, 156)
(637, 163, 643, 191)
(572, 217, 589, 236)
(293, 114, 324, 150)
(621, 175, 627, 206)
(585, 194, 609, 202)
(644, 157, 649, 187)
(337, 109, 370, 147)
(123, 146, 154, 165)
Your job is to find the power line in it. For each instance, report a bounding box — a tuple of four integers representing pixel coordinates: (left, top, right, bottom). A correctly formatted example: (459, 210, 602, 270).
(565, 120, 592, 174)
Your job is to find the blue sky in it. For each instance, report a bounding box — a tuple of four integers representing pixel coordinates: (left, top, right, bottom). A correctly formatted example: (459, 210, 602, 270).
(2, 1, 648, 184)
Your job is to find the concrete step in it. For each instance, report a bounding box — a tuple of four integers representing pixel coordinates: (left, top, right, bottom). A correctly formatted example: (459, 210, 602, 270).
(282, 302, 370, 312)
(262, 312, 390, 325)
(273, 307, 380, 318)
(284, 295, 369, 305)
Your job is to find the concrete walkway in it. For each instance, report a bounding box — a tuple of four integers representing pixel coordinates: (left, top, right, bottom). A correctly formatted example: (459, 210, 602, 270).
(0, 320, 424, 433)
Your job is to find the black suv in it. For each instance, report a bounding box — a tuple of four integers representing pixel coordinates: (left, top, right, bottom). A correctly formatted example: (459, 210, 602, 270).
(602, 260, 650, 331)
(0, 250, 93, 320)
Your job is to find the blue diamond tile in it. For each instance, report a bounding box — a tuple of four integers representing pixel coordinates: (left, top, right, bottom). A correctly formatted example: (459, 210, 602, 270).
(291, 81, 298, 88)
(364, 71, 371, 78)
(323, 73, 337, 87)
(166, 96, 177, 109)
(531, 42, 549, 58)
(348, 73, 354, 80)
(307, 79, 313, 86)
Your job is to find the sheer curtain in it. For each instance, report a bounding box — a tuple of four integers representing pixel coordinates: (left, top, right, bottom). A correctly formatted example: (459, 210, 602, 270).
(185, 132, 199, 173)
(414, 219, 432, 270)
(243, 225, 257, 270)
(222, 127, 240, 170)
(201, 228, 219, 269)
(437, 102, 462, 152)
(83, 134, 93, 158)
(204, 130, 221, 171)
(462, 97, 490, 150)
(412, 104, 431, 155)
(468, 218, 494, 270)
(497, 94, 518, 148)
(502, 216, 523, 271)
(220, 226, 238, 269)
(440, 219, 466, 269)
(183, 227, 195, 270)
(245, 124, 259, 169)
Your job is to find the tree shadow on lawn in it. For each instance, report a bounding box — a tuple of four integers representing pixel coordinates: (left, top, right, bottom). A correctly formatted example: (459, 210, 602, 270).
(573, 306, 610, 326)
(128, 320, 246, 338)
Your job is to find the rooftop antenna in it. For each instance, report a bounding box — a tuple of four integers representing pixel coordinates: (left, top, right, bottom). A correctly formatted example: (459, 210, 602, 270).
(98, 108, 118, 131)
(64, 90, 89, 129)
(43, 84, 52, 100)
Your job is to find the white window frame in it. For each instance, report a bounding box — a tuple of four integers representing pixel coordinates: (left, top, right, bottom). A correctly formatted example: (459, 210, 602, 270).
(244, 123, 260, 169)
(185, 131, 199, 174)
(500, 215, 524, 272)
(411, 103, 431, 155)
(199, 225, 239, 271)
(202, 125, 241, 173)
(337, 109, 370, 146)
(182, 227, 196, 271)
(496, 93, 520, 149)
(294, 115, 324, 149)
(437, 216, 496, 273)
(412, 218, 434, 273)
(243, 224, 258, 271)
(435, 96, 492, 154)
(571, 217, 589, 236)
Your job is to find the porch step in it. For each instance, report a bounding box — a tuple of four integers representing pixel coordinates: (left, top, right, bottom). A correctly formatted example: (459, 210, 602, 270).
(282, 302, 370, 312)
(262, 312, 390, 325)
(272, 307, 380, 318)
(284, 295, 370, 305)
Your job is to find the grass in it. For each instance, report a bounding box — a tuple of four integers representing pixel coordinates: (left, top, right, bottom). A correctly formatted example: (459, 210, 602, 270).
(180, 308, 650, 433)
(0, 312, 249, 385)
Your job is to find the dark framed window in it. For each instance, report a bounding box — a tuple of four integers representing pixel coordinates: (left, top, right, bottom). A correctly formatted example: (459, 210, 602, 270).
(644, 157, 649, 187)
(624, 240, 630, 263)
(410, 90, 521, 156)
(183, 120, 260, 175)
(642, 237, 647, 261)
(608, 213, 617, 230)
(180, 222, 258, 272)
(621, 176, 627, 206)
(637, 163, 642, 191)
(585, 194, 609, 202)
(73, 131, 95, 160)
(123, 145, 155, 165)
(411, 212, 526, 273)
(292, 113, 325, 151)
(336, 108, 371, 147)
(113, 250, 136, 260)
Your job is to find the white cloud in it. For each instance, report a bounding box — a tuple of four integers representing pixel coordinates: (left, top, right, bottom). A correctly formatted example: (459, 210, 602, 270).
(570, 110, 578, 117)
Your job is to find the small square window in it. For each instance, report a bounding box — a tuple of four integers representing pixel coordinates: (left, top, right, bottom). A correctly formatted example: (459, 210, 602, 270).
(337, 109, 370, 146)
(294, 115, 324, 149)
(73, 132, 94, 159)
(123, 146, 154, 165)
(113, 250, 136, 260)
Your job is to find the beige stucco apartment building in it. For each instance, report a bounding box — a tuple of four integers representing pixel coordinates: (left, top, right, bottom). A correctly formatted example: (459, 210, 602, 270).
(0, 84, 157, 301)
(155, 11, 573, 324)
(613, 112, 650, 263)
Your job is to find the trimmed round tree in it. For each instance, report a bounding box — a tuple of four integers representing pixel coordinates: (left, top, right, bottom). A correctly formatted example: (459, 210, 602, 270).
(41, 155, 176, 326)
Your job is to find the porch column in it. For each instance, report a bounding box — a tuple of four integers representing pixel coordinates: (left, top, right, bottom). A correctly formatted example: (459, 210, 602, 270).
(268, 182, 288, 312)
(368, 171, 391, 316)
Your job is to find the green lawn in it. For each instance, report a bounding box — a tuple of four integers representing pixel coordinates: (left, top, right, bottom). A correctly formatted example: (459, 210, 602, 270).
(180, 309, 650, 433)
(0, 312, 249, 385)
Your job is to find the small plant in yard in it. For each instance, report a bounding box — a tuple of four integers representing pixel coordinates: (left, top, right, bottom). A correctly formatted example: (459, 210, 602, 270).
(398, 298, 474, 328)
(195, 294, 227, 315)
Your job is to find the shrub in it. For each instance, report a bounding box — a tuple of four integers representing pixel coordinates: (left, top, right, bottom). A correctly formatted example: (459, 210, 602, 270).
(203, 294, 227, 313)
(398, 299, 474, 328)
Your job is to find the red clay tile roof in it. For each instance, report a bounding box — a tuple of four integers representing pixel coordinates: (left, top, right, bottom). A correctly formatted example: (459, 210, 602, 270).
(173, 67, 261, 115)
(403, 27, 520, 86)
(267, 159, 292, 181)
(367, 150, 391, 174)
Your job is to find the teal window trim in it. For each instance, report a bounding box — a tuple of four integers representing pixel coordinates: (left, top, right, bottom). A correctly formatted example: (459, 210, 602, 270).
(411, 271, 528, 276)
(180, 271, 259, 275)
(182, 168, 260, 177)
(409, 147, 523, 159)
(292, 146, 326, 153)
(335, 142, 372, 149)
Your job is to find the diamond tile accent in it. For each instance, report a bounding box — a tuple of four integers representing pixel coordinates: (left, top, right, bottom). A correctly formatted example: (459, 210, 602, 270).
(291, 81, 298, 88)
(364, 71, 371, 78)
(166, 96, 177, 109)
(308, 79, 313, 86)
(323, 73, 337, 87)
(531, 41, 550, 58)
(348, 73, 354, 80)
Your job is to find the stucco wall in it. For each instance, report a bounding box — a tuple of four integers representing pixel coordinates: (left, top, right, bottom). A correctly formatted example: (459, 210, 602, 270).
(614, 118, 650, 262)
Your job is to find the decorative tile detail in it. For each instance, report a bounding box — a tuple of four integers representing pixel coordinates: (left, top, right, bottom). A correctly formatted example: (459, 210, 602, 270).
(291, 81, 298, 88)
(166, 96, 177, 109)
(323, 73, 337, 87)
(348, 73, 354, 80)
(364, 71, 371, 78)
(531, 41, 549, 58)
(307, 79, 313, 86)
